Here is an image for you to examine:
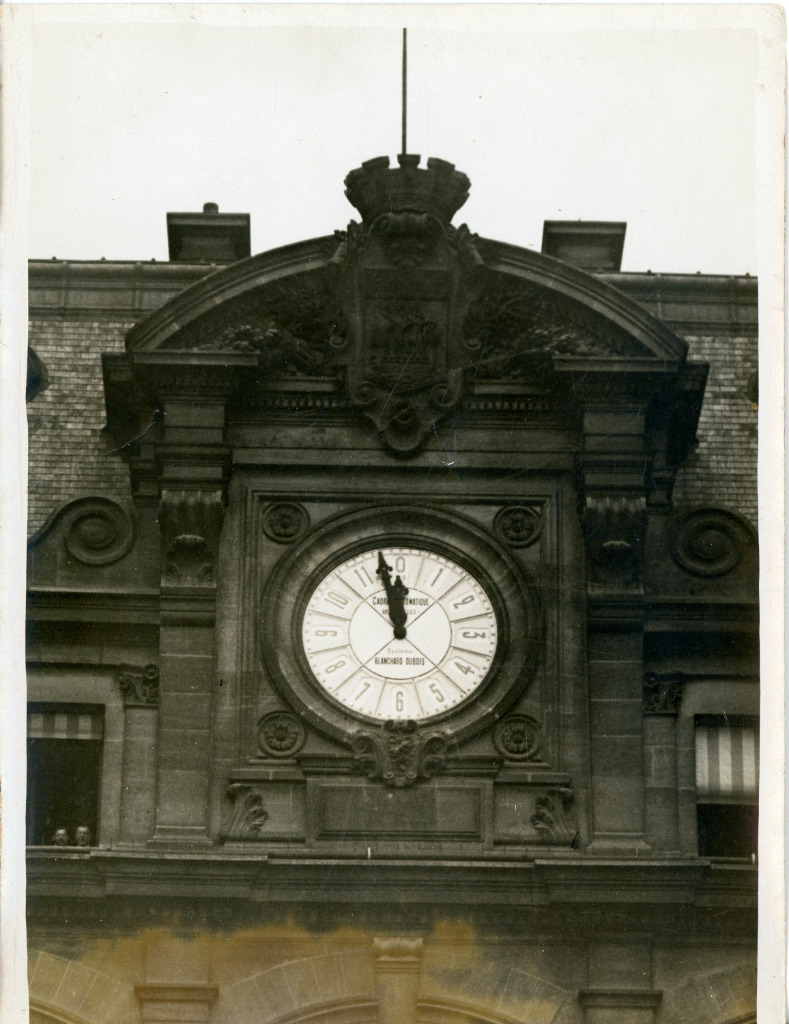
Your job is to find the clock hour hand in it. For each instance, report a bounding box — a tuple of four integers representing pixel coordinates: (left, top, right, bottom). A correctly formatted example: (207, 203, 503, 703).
(376, 551, 409, 639)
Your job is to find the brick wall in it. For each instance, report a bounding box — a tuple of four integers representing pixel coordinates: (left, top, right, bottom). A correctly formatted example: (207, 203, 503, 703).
(27, 319, 134, 535)
(672, 335, 758, 526)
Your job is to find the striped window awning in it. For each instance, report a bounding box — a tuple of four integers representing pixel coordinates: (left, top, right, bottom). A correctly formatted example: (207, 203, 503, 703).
(695, 718, 759, 803)
(27, 708, 103, 741)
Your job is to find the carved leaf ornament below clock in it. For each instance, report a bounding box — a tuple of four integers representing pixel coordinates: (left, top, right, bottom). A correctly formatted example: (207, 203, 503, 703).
(260, 506, 541, 768)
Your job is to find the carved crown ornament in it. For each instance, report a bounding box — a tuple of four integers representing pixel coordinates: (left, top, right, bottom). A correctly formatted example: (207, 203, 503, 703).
(328, 155, 487, 454)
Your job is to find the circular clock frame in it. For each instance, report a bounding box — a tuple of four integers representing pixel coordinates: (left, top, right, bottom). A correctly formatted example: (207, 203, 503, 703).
(260, 505, 541, 745)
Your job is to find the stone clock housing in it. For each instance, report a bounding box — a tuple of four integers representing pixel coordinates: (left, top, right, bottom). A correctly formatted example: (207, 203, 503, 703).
(25, 154, 758, 1024)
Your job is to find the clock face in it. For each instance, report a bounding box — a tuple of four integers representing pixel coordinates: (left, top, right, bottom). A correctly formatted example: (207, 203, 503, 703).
(301, 547, 498, 722)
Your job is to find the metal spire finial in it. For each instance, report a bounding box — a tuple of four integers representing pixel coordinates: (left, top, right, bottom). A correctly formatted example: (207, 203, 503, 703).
(401, 28, 407, 156)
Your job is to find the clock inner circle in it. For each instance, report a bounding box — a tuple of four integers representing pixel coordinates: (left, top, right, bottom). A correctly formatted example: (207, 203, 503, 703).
(302, 546, 498, 722)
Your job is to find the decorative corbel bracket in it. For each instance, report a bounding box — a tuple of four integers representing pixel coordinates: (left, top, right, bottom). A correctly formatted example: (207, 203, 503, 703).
(118, 664, 160, 707)
(584, 495, 648, 592)
(352, 720, 449, 788)
(642, 672, 684, 715)
(160, 489, 225, 587)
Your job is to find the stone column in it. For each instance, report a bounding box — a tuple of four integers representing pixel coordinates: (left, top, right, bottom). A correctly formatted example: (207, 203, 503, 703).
(642, 673, 683, 853)
(118, 664, 159, 844)
(372, 938, 423, 1024)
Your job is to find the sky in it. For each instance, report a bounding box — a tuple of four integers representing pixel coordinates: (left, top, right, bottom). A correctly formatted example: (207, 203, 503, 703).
(28, 6, 760, 274)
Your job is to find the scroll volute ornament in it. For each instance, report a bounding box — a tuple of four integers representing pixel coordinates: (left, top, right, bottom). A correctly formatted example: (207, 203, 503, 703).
(331, 154, 486, 454)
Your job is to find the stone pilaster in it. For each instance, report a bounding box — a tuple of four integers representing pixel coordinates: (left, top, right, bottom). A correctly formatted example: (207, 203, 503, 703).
(372, 938, 423, 1024)
(579, 989, 662, 1024)
(580, 944, 661, 1024)
(118, 664, 159, 844)
(579, 408, 650, 855)
(136, 985, 217, 1024)
(642, 673, 683, 853)
(152, 486, 226, 845)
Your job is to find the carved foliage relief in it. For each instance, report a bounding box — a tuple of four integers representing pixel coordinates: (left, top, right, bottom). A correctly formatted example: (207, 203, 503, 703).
(352, 720, 449, 788)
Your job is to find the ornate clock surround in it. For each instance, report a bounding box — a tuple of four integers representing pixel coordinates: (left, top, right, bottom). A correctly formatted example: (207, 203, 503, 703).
(261, 505, 541, 746)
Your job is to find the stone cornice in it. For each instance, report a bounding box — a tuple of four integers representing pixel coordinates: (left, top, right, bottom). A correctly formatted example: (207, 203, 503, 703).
(28, 258, 758, 337)
(25, 849, 756, 910)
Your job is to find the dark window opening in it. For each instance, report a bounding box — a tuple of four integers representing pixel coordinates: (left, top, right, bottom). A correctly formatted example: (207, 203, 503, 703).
(26, 733, 102, 847)
(696, 802, 758, 859)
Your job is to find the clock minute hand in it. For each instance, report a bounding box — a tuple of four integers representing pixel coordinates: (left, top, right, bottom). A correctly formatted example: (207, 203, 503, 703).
(376, 551, 409, 640)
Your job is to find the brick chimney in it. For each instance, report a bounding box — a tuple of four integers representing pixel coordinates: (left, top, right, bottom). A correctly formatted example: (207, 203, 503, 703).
(541, 220, 626, 272)
(166, 203, 251, 263)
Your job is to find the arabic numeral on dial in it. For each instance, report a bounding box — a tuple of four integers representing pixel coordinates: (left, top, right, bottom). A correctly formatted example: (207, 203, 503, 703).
(314, 628, 338, 637)
(395, 690, 404, 712)
(428, 682, 445, 702)
(324, 659, 346, 674)
(461, 629, 486, 639)
(454, 661, 475, 676)
(430, 567, 444, 587)
(453, 593, 475, 609)
(395, 556, 406, 573)
(354, 682, 371, 701)
(325, 590, 350, 609)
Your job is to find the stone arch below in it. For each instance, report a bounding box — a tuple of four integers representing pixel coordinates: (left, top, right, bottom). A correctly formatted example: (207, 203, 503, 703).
(658, 963, 756, 1024)
(28, 950, 134, 1024)
(223, 945, 569, 1024)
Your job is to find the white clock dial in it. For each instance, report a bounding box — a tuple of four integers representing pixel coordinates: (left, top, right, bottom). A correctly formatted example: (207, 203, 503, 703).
(302, 547, 498, 722)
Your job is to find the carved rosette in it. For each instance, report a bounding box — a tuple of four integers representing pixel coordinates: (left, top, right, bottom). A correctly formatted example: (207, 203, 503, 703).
(160, 489, 225, 586)
(494, 714, 541, 761)
(643, 673, 684, 715)
(531, 787, 576, 843)
(584, 495, 648, 590)
(118, 664, 160, 707)
(262, 502, 310, 544)
(494, 505, 542, 548)
(223, 783, 268, 841)
(351, 720, 448, 788)
(332, 155, 485, 455)
(257, 711, 306, 758)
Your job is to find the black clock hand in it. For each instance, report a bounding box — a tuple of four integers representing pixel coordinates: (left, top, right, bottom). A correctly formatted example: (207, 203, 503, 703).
(376, 551, 409, 639)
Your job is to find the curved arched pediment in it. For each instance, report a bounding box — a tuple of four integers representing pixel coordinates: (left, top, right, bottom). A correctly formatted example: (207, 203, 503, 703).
(119, 185, 701, 456)
(125, 234, 687, 371)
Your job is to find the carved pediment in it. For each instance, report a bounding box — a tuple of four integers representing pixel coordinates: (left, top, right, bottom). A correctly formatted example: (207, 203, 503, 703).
(160, 274, 347, 381)
(463, 273, 653, 381)
(117, 160, 691, 454)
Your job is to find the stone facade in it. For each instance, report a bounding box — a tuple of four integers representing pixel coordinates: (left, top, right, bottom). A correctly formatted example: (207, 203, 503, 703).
(26, 155, 758, 1024)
